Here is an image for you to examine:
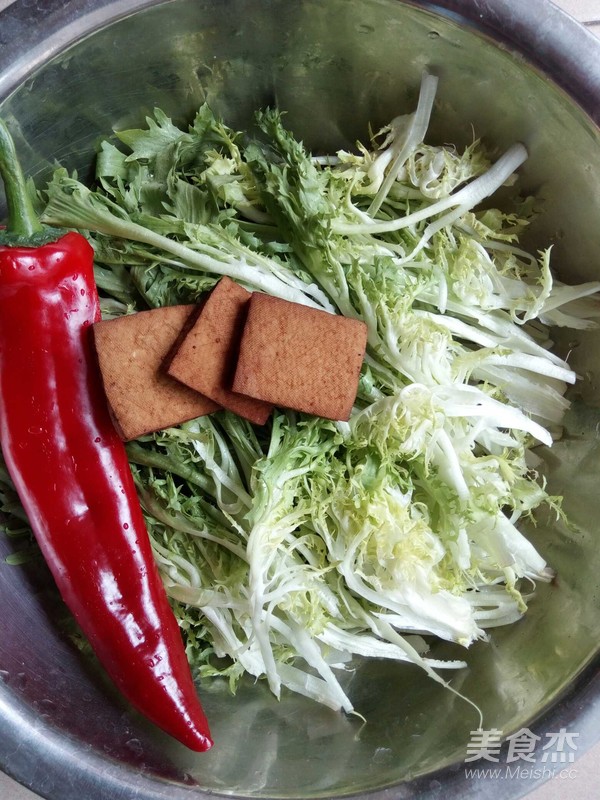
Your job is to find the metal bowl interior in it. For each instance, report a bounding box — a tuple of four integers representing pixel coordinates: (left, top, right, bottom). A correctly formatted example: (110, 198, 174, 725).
(1, 1, 600, 799)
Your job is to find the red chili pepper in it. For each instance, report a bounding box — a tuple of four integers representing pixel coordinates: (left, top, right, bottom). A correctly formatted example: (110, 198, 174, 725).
(0, 120, 212, 751)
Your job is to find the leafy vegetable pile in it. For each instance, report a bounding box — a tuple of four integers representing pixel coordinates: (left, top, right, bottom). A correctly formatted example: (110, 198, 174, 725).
(5, 74, 600, 713)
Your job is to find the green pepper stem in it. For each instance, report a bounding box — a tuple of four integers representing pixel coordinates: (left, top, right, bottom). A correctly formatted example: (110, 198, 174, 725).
(0, 119, 43, 237)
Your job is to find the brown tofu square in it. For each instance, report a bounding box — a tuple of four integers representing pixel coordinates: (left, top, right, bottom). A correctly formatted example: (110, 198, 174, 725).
(92, 305, 220, 441)
(232, 293, 367, 421)
(166, 277, 272, 425)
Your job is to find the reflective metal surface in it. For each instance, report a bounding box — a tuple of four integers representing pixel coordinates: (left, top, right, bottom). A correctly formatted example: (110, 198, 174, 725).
(0, 1, 600, 798)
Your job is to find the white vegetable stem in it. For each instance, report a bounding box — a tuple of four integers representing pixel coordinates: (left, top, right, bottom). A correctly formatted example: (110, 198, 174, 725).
(334, 142, 528, 239)
(367, 71, 439, 217)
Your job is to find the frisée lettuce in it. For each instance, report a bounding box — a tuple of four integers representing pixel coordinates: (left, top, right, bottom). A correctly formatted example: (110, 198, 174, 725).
(5, 73, 599, 714)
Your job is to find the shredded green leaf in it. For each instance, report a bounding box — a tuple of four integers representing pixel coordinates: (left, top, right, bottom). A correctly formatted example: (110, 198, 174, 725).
(14, 72, 597, 714)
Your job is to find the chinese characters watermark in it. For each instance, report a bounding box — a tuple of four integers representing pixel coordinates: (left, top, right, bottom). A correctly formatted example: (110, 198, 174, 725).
(464, 727, 580, 781)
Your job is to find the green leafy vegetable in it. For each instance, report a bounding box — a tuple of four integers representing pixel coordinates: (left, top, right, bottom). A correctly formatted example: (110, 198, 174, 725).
(15, 72, 599, 714)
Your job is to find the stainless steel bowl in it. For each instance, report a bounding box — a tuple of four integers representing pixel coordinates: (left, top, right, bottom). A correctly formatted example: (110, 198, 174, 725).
(1, 1, 600, 798)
